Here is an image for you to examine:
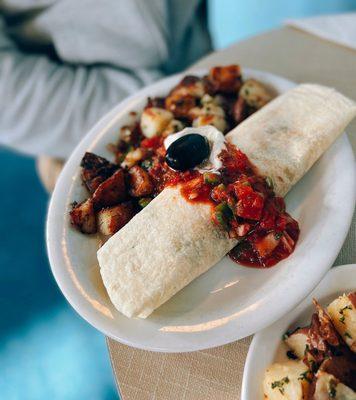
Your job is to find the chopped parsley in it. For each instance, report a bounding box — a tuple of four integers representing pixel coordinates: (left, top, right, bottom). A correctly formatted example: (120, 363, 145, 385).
(310, 360, 318, 373)
(344, 331, 352, 339)
(141, 159, 153, 170)
(298, 370, 312, 383)
(265, 176, 274, 189)
(271, 376, 290, 394)
(328, 379, 337, 398)
(304, 344, 310, 356)
(339, 305, 352, 324)
(274, 232, 283, 240)
(138, 198, 152, 208)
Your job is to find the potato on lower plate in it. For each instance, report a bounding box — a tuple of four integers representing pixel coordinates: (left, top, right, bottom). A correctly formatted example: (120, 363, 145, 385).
(327, 293, 356, 352)
(284, 328, 309, 360)
(313, 371, 356, 400)
(263, 361, 310, 399)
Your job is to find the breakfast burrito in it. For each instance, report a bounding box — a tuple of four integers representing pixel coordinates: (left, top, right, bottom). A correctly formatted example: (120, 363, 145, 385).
(95, 83, 356, 318)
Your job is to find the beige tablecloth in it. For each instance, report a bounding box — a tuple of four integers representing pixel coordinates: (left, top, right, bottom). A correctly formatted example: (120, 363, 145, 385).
(106, 26, 356, 400)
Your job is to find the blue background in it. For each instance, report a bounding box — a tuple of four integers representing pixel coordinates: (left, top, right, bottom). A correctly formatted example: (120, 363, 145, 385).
(1, 1, 356, 399)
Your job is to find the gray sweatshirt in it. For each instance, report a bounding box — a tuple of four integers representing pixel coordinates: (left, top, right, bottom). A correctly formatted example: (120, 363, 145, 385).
(0, 0, 211, 158)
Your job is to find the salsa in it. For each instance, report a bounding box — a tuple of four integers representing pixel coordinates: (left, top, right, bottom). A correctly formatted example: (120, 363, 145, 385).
(157, 143, 299, 268)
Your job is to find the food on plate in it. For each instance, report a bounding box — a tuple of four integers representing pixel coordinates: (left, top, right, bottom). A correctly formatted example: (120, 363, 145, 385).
(226, 83, 356, 197)
(264, 293, 356, 399)
(69, 65, 356, 318)
(327, 293, 356, 353)
(263, 360, 310, 399)
(71, 65, 268, 236)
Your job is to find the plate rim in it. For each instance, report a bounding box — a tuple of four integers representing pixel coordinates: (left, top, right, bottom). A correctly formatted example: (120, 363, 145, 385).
(241, 263, 356, 399)
(46, 68, 356, 352)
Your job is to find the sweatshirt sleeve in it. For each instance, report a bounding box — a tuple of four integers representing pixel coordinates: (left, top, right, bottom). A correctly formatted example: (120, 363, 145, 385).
(0, 0, 209, 158)
(0, 10, 164, 158)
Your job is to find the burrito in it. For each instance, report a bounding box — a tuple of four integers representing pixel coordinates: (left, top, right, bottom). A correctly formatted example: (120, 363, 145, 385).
(96, 83, 356, 318)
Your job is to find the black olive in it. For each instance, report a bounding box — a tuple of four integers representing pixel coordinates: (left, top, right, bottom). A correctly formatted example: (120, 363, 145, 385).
(165, 134, 210, 171)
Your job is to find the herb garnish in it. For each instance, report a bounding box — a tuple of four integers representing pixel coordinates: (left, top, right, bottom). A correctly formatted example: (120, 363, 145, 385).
(274, 232, 283, 240)
(298, 371, 312, 383)
(339, 305, 352, 324)
(265, 176, 274, 189)
(328, 379, 337, 398)
(271, 376, 290, 394)
(344, 332, 352, 339)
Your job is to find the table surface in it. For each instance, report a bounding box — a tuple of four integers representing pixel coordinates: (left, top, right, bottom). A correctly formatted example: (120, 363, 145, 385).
(107, 26, 356, 399)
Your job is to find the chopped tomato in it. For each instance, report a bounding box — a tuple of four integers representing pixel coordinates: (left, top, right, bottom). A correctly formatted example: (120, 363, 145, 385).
(236, 190, 264, 220)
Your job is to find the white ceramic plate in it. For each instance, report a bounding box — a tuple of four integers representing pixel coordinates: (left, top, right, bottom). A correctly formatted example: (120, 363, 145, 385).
(46, 68, 355, 352)
(242, 264, 356, 399)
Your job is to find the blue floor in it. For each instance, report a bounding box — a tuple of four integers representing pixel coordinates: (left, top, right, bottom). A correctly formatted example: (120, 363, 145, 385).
(0, 147, 118, 400)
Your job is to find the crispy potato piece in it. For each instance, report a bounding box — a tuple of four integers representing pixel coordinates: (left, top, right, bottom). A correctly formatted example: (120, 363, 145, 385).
(313, 371, 356, 399)
(206, 65, 242, 94)
(92, 169, 127, 210)
(284, 327, 309, 360)
(81, 152, 118, 193)
(191, 96, 227, 132)
(327, 293, 356, 352)
(239, 79, 273, 109)
(165, 94, 197, 119)
(70, 199, 96, 234)
(97, 203, 135, 235)
(263, 361, 310, 399)
(165, 76, 204, 118)
(167, 76, 205, 100)
(161, 119, 184, 137)
(128, 166, 154, 197)
(121, 148, 149, 169)
(140, 107, 173, 138)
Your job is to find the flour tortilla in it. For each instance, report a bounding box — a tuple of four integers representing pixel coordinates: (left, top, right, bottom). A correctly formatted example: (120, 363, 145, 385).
(227, 84, 356, 196)
(98, 187, 236, 318)
(98, 84, 356, 318)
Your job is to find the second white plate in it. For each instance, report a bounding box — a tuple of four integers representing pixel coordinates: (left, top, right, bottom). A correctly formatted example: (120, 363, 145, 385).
(242, 264, 356, 399)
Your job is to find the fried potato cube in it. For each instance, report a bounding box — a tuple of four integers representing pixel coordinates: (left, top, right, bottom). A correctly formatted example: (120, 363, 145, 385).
(70, 199, 96, 234)
(191, 96, 227, 132)
(128, 166, 154, 197)
(313, 371, 356, 400)
(263, 361, 310, 400)
(161, 119, 184, 137)
(206, 65, 242, 94)
(239, 79, 273, 109)
(284, 328, 309, 359)
(80, 152, 118, 193)
(165, 76, 204, 118)
(121, 148, 149, 169)
(140, 107, 173, 138)
(97, 203, 135, 235)
(92, 169, 127, 210)
(327, 293, 356, 353)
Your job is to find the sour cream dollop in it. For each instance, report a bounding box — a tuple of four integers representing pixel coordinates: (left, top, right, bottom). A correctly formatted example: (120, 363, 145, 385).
(164, 125, 226, 173)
